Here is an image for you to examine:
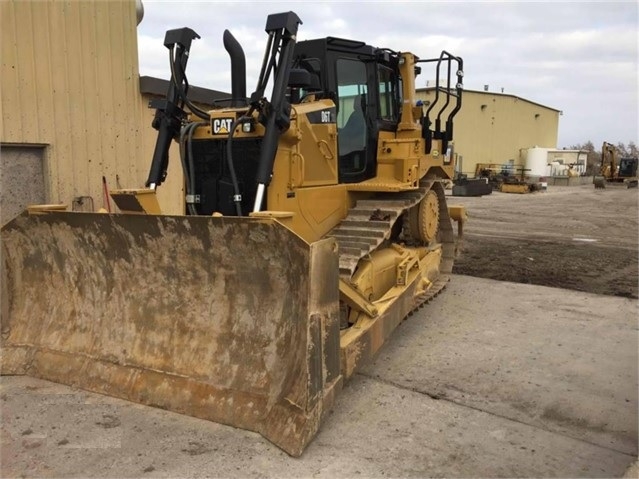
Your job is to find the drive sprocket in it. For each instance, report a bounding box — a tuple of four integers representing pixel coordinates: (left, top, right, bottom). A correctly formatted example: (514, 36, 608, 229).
(405, 189, 440, 245)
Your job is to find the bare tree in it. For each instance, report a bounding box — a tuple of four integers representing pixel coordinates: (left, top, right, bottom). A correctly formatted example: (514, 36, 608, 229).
(613, 141, 638, 157)
(616, 142, 628, 156)
(569, 141, 600, 175)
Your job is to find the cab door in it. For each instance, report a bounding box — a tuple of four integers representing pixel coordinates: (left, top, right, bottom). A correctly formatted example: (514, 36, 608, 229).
(334, 56, 377, 183)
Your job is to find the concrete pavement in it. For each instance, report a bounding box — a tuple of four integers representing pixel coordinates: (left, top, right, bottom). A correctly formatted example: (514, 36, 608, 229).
(1, 275, 637, 477)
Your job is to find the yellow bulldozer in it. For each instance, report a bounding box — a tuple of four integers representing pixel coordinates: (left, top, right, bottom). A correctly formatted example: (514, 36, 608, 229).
(1, 12, 466, 456)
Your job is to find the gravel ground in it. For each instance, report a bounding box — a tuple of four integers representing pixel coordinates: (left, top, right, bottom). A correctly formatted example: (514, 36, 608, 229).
(450, 184, 638, 298)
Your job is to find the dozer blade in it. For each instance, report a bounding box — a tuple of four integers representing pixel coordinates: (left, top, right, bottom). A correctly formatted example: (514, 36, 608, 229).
(1, 211, 342, 456)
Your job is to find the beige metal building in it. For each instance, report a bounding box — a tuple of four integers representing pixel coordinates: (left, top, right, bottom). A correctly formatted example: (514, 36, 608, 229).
(416, 87, 560, 177)
(0, 0, 226, 223)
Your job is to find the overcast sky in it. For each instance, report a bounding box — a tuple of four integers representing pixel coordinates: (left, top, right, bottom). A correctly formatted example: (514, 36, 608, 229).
(137, 1, 638, 149)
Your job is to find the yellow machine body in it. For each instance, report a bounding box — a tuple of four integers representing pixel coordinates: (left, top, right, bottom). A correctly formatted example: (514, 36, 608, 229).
(1, 17, 466, 456)
(500, 183, 531, 194)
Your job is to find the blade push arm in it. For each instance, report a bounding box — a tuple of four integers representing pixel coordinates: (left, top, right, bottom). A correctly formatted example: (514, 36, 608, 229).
(146, 28, 200, 188)
(251, 12, 302, 212)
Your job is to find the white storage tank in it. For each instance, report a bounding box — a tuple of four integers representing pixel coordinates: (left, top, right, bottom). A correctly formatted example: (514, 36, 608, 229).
(526, 147, 549, 176)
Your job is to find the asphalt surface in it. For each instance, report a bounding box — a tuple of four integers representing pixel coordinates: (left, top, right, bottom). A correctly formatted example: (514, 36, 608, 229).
(2, 275, 637, 478)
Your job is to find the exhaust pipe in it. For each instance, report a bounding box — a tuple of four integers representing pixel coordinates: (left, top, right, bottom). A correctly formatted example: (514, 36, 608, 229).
(223, 30, 246, 107)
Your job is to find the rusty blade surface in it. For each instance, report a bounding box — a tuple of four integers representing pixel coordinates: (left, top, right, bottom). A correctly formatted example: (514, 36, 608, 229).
(1, 212, 341, 456)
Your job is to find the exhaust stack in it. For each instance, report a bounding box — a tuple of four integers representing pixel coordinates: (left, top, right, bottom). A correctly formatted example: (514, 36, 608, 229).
(223, 30, 246, 106)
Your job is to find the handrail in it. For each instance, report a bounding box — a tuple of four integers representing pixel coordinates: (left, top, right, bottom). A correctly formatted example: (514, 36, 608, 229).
(417, 52, 463, 143)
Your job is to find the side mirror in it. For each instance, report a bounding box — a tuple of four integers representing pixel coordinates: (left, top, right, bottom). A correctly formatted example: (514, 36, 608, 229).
(288, 69, 311, 88)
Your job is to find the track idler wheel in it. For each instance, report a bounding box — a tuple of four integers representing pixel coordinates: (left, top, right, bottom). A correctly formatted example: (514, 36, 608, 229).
(406, 189, 440, 245)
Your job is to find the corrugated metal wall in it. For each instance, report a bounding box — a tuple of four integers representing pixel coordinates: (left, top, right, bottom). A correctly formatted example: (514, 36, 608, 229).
(416, 89, 559, 176)
(1, 0, 184, 214)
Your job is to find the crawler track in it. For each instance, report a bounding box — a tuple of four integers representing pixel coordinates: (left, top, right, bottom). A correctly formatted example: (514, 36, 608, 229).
(326, 179, 457, 308)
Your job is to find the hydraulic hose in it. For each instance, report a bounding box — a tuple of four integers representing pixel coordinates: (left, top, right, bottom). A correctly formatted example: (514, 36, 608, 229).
(226, 115, 253, 216)
(169, 47, 210, 121)
(179, 121, 206, 215)
(187, 122, 206, 215)
(179, 122, 196, 215)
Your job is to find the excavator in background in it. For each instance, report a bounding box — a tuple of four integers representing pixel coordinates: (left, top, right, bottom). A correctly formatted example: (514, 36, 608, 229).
(594, 142, 638, 188)
(1, 12, 466, 456)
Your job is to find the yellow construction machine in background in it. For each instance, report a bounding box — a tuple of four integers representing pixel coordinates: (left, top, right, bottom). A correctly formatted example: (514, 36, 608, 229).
(594, 142, 638, 188)
(475, 163, 539, 194)
(499, 167, 540, 194)
(1, 12, 466, 456)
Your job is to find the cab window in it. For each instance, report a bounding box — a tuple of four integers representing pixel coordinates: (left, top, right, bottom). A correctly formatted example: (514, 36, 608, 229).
(336, 58, 368, 174)
(378, 65, 398, 122)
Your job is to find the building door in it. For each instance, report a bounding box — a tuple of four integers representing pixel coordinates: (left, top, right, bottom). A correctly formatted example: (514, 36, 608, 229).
(1, 145, 46, 225)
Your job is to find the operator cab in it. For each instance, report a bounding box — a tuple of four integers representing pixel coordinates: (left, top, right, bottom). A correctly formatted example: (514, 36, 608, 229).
(619, 157, 638, 178)
(293, 38, 402, 183)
